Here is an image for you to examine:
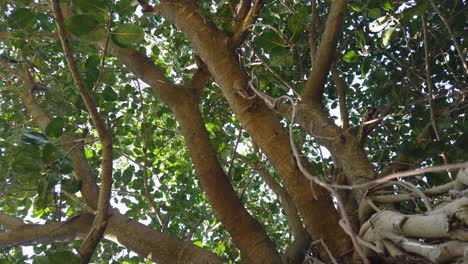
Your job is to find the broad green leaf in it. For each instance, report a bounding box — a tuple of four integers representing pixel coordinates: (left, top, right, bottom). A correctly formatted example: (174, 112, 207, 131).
(256, 30, 287, 52)
(112, 24, 145, 47)
(360, 57, 371, 77)
(42, 143, 58, 163)
(116, 0, 138, 17)
(33, 251, 79, 264)
(193, 240, 203, 248)
(350, 3, 364, 12)
(65, 15, 101, 36)
(7, 8, 36, 30)
(21, 132, 48, 145)
(369, 16, 391, 32)
(58, 158, 73, 174)
(287, 7, 308, 39)
(45, 117, 65, 138)
(367, 8, 381, 19)
(103, 86, 118, 102)
(84, 148, 94, 159)
(381, 26, 396, 47)
(343, 50, 360, 63)
(270, 47, 294, 67)
(12, 155, 41, 175)
(354, 30, 366, 50)
(62, 178, 81, 193)
(383, 0, 395, 11)
(73, 0, 107, 15)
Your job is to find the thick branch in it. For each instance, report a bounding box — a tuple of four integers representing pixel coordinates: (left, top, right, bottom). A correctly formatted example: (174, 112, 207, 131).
(309, 0, 318, 65)
(331, 66, 349, 130)
(0, 214, 93, 248)
(51, 1, 113, 261)
(156, 1, 351, 258)
(302, 0, 348, 105)
(0, 213, 224, 264)
(171, 91, 282, 263)
(231, 0, 264, 47)
(253, 163, 310, 263)
(277, 103, 375, 201)
(0, 214, 24, 229)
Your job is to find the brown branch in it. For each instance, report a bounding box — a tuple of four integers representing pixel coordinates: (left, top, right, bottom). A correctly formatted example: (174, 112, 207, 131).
(239, 156, 311, 262)
(136, 80, 167, 232)
(226, 128, 243, 178)
(0, 214, 24, 229)
(331, 66, 349, 130)
(231, 0, 264, 47)
(136, 0, 157, 13)
(51, 1, 113, 262)
(0, 214, 93, 248)
(309, 0, 318, 65)
(156, 2, 352, 258)
(92, 11, 113, 95)
(422, 15, 453, 180)
(302, 0, 348, 106)
(186, 55, 211, 98)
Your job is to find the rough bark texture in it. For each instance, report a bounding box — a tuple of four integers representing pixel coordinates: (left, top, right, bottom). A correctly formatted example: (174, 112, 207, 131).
(171, 90, 282, 263)
(157, 1, 351, 257)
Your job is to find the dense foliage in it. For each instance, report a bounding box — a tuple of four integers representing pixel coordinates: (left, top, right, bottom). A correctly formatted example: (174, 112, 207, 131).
(0, 0, 466, 263)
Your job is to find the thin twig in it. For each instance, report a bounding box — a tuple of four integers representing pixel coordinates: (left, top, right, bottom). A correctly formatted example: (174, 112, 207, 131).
(136, 79, 167, 232)
(227, 128, 243, 178)
(422, 15, 453, 179)
(92, 11, 113, 95)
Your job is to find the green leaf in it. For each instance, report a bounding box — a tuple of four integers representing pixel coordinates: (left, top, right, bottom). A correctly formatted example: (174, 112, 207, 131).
(343, 50, 360, 63)
(58, 159, 73, 174)
(65, 15, 101, 36)
(42, 143, 58, 163)
(270, 47, 293, 67)
(34, 251, 80, 264)
(256, 30, 287, 52)
(112, 24, 145, 47)
(360, 57, 371, 77)
(287, 7, 308, 39)
(84, 148, 94, 159)
(354, 30, 366, 50)
(45, 117, 65, 138)
(367, 8, 381, 19)
(383, 0, 395, 11)
(102, 86, 118, 102)
(21, 132, 48, 145)
(350, 3, 364, 12)
(62, 178, 81, 194)
(116, 0, 138, 17)
(73, 0, 107, 15)
(7, 8, 36, 30)
(369, 16, 391, 32)
(193, 240, 203, 248)
(381, 26, 396, 47)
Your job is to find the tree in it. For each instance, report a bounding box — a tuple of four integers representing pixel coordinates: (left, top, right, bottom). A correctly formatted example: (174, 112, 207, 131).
(0, 0, 467, 263)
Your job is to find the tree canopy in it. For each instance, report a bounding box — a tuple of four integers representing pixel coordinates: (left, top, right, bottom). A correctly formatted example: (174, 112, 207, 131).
(0, 0, 467, 263)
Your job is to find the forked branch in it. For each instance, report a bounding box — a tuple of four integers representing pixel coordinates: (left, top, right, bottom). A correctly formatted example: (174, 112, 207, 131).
(51, 1, 113, 262)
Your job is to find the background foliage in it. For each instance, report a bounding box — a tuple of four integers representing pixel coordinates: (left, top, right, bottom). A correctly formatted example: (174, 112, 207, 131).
(0, 0, 466, 263)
